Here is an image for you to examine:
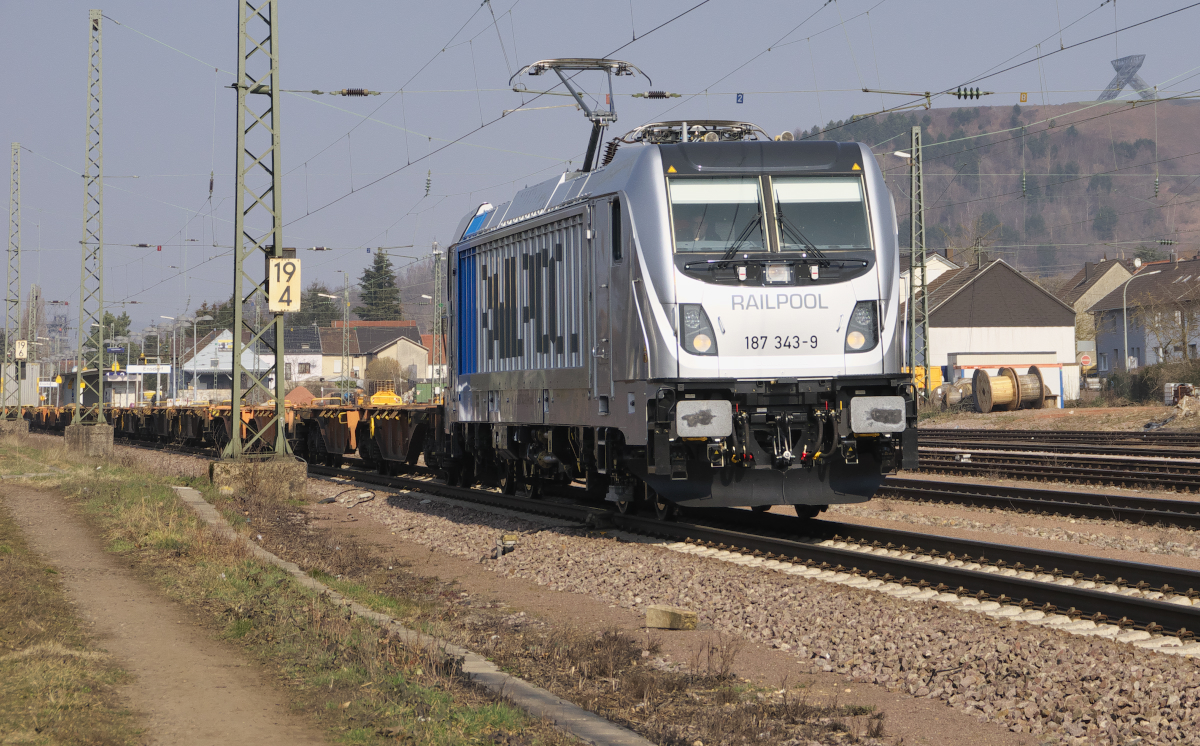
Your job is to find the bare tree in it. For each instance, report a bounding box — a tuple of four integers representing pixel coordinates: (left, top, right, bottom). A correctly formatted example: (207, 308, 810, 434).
(938, 216, 1001, 268)
(1132, 287, 1200, 362)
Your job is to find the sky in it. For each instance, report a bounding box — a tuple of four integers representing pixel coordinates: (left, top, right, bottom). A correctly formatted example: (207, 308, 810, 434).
(2, 0, 1199, 344)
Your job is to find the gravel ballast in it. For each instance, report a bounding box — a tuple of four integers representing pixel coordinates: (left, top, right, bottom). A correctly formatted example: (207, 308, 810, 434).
(336, 485, 1200, 744)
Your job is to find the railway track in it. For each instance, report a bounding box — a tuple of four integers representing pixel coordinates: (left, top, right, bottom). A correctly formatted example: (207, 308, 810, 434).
(311, 462, 1200, 638)
(918, 448, 1200, 491)
(35, 427, 1200, 641)
(879, 477, 1200, 529)
(920, 428, 1200, 448)
(88, 431, 1200, 524)
(919, 437, 1200, 460)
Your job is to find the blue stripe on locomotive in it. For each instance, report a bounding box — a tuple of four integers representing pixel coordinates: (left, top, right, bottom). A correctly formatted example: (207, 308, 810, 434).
(457, 249, 478, 375)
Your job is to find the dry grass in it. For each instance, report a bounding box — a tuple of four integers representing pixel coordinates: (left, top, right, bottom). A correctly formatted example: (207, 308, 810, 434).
(0, 496, 137, 745)
(0, 433, 573, 746)
(467, 621, 887, 745)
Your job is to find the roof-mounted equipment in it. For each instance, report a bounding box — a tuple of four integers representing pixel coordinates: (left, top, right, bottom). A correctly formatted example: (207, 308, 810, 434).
(509, 58, 648, 172)
(619, 120, 770, 145)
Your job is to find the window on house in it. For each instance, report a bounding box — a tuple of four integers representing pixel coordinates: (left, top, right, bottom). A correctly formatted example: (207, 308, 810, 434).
(1098, 353, 1109, 371)
(333, 360, 342, 374)
(1191, 344, 1197, 358)
(284, 363, 293, 378)
(298, 363, 311, 375)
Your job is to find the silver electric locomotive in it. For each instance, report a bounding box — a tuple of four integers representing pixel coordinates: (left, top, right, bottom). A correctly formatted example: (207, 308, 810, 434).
(433, 72, 915, 517)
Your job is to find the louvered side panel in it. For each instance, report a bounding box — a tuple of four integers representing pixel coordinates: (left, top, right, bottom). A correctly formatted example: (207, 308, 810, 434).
(468, 212, 586, 374)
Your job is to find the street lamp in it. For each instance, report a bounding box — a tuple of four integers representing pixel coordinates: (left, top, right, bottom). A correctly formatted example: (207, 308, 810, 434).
(1122, 266, 1163, 373)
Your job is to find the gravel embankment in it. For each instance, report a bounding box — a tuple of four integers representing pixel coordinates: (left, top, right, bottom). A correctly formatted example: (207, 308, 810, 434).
(335, 485, 1200, 744)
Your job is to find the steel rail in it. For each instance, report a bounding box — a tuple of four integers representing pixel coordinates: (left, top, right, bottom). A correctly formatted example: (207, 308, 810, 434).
(920, 438, 1200, 460)
(918, 454, 1200, 491)
(920, 428, 1200, 447)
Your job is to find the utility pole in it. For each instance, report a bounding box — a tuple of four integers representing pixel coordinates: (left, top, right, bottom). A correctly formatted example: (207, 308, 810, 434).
(907, 126, 930, 393)
(4, 143, 20, 421)
(74, 9, 105, 425)
(225, 0, 287, 458)
(26, 284, 39, 392)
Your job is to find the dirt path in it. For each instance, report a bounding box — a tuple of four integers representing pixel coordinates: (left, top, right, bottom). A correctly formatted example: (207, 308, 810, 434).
(1, 484, 328, 746)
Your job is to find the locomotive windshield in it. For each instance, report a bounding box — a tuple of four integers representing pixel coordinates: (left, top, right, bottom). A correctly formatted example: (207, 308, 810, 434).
(668, 175, 872, 257)
(773, 177, 871, 252)
(668, 177, 766, 253)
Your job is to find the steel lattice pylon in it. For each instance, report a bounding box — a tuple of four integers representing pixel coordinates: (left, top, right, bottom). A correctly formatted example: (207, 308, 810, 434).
(4, 143, 20, 420)
(74, 9, 105, 425)
(225, 0, 287, 458)
(907, 126, 930, 391)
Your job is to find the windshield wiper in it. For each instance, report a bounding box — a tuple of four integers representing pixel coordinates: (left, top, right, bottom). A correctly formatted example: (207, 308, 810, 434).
(775, 203, 826, 259)
(720, 213, 763, 261)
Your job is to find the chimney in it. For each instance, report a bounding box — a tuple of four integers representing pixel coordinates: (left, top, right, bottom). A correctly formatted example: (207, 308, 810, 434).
(1084, 261, 1095, 281)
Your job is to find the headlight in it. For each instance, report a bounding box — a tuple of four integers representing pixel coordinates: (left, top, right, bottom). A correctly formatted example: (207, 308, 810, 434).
(844, 301, 879, 353)
(765, 264, 792, 284)
(681, 304, 718, 356)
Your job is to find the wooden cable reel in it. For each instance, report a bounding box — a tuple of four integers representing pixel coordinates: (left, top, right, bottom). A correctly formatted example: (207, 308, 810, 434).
(973, 366, 1047, 413)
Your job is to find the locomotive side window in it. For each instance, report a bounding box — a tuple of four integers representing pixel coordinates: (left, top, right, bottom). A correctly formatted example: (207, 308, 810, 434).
(611, 198, 622, 262)
(668, 177, 765, 253)
(773, 177, 871, 255)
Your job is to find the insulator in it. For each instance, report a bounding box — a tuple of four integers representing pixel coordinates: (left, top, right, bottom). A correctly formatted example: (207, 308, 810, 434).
(601, 138, 621, 167)
(339, 88, 368, 96)
(646, 90, 668, 99)
(1022, 171, 1026, 196)
(1159, 239, 1176, 246)
(425, 170, 432, 196)
(1155, 175, 1160, 197)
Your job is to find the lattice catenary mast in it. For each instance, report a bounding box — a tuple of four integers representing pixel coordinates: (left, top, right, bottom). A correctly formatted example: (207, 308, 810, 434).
(225, 0, 287, 457)
(907, 126, 929, 392)
(74, 9, 106, 425)
(4, 143, 20, 420)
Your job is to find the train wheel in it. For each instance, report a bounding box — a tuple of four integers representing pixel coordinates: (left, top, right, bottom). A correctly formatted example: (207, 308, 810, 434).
(517, 464, 541, 499)
(459, 460, 478, 489)
(499, 463, 519, 495)
(651, 488, 675, 522)
(794, 505, 823, 519)
(615, 495, 636, 515)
